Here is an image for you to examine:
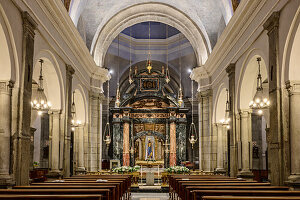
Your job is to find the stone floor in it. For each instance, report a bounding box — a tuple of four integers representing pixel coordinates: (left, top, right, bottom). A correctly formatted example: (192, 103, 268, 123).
(131, 193, 169, 200)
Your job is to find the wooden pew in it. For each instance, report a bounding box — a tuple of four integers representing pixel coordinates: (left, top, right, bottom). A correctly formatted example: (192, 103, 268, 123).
(0, 189, 110, 200)
(202, 196, 300, 200)
(184, 186, 289, 200)
(30, 182, 123, 199)
(192, 190, 300, 200)
(0, 194, 102, 200)
(14, 185, 117, 200)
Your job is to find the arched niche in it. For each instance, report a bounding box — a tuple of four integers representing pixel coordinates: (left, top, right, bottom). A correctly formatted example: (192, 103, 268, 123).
(92, 3, 211, 68)
(237, 51, 268, 110)
(214, 86, 228, 123)
(73, 86, 87, 124)
(282, 7, 300, 83)
(0, 6, 19, 84)
(33, 50, 64, 111)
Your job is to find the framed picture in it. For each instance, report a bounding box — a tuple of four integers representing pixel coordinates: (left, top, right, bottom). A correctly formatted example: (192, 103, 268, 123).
(110, 159, 120, 169)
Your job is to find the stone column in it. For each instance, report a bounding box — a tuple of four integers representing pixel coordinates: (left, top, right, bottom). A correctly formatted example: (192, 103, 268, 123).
(49, 110, 61, 176)
(286, 81, 300, 185)
(263, 12, 284, 185)
(88, 92, 100, 171)
(14, 12, 37, 186)
(63, 64, 75, 177)
(0, 81, 14, 186)
(77, 125, 85, 172)
(112, 109, 122, 162)
(122, 118, 130, 166)
(169, 113, 177, 166)
(215, 123, 226, 173)
(238, 110, 253, 178)
(226, 63, 238, 177)
(177, 111, 187, 164)
(198, 89, 213, 172)
(97, 95, 104, 171)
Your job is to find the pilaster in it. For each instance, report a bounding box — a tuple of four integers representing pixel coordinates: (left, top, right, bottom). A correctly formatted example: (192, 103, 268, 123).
(14, 12, 37, 186)
(63, 64, 75, 177)
(226, 63, 238, 177)
(263, 11, 284, 185)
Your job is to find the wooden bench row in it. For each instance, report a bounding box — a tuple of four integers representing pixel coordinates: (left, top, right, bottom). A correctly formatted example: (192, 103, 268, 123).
(168, 174, 300, 200)
(0, 175, 131, 200)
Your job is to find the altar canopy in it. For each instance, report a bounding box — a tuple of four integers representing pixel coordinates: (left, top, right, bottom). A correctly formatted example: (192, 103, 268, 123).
(111, 65, 188, 167)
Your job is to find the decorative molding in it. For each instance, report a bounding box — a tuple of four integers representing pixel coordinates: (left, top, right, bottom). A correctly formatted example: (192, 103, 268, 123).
(22, 11, 37, 38)
(286, 80, 300, 95)
(0, 81, 14, 93)
(190, 66, 209, 83)
(263, 11, 280, 33)
(66, 64, 75, 77)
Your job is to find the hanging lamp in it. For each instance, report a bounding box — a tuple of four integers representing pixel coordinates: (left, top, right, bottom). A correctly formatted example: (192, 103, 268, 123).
(249, 57, 270, 115)
(71, 91, 81, 131)
(220, 89, 230, 129)
(178, 33, 184, 107)
(115, 35, 121, 108)
(104, 78, 111, 146)
(128, 27, 133, 84)
(146, 21, 152, 73)
(165, 24, 170, 83)
(188, 78, 198, 149)
(31, 59, 52, 115)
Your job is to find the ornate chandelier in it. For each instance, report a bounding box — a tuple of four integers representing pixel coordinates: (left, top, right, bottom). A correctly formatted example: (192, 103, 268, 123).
(178, 33, 184, 107)
(249, 57, 270, 115)
(115, 34, 121, 108)
(71, 91, 81, 131)
(220, 89, 230, 129)
(31, 59, 52, 115)
(188, 78, 198, 149)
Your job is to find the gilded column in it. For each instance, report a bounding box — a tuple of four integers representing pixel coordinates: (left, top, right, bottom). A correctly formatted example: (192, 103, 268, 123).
(286, 81, 300, 185)
(63, 64, 75, 177)
(169, 110, 177, 166)
(238, 110, 253, 178)
(0, 81, 14, 186)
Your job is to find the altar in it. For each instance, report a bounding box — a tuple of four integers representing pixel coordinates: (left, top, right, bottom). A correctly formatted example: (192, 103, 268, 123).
(110, 65, 188, 167)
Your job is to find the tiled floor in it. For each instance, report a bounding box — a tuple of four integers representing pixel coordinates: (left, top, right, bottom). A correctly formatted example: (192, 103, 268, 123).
(131, 193, 169, 200)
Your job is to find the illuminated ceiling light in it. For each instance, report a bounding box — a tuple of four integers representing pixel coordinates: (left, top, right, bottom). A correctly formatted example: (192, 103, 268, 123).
(31, 59, 51, 115)
(189, 78, 198, 148)
(220, 89, 231, 129)
(249, 57, 270, 114)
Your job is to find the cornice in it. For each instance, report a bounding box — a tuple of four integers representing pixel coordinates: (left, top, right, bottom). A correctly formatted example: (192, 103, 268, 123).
(21, 0, 109, 84)
(203, 0, 267, 76)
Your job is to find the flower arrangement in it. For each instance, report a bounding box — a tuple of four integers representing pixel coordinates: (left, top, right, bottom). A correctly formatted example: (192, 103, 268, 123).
(112, 165, 140, 173)
(33, 161, 39, 168)
(165, 166, 190, 174)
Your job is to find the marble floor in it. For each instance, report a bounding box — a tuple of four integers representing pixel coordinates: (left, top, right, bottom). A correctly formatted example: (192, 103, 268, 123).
(131, 193, 169, 200)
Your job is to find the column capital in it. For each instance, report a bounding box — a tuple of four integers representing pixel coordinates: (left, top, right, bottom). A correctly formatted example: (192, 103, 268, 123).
(226, 63, 236, 76)
(198, 88, 212, 99)
(239, 109, 252, 117)
(66, 64, 75, 77)
(49, 109, 61, 115)
(263, 12, 280, 34)
(286, 80, 300, 95)
(22, 12, 37, 38)
(0, 81, 14, 93)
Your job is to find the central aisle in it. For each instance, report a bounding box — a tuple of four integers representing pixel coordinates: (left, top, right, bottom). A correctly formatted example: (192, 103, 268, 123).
(131, 193, 169, 200)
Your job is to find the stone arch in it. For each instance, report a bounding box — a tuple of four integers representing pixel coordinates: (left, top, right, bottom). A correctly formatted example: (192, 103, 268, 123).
(33, 50, 64, 111)
(0, 4, 19, 85)
(214, 84, 228, 123)
(73, 85, 87, 124)
(92, 2, 211, 68)
(237, 49, 268, 110)
(282, 6, 300, 84)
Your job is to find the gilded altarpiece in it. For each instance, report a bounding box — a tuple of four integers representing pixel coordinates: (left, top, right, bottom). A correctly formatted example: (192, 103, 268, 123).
(111, 67, 188, 167)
